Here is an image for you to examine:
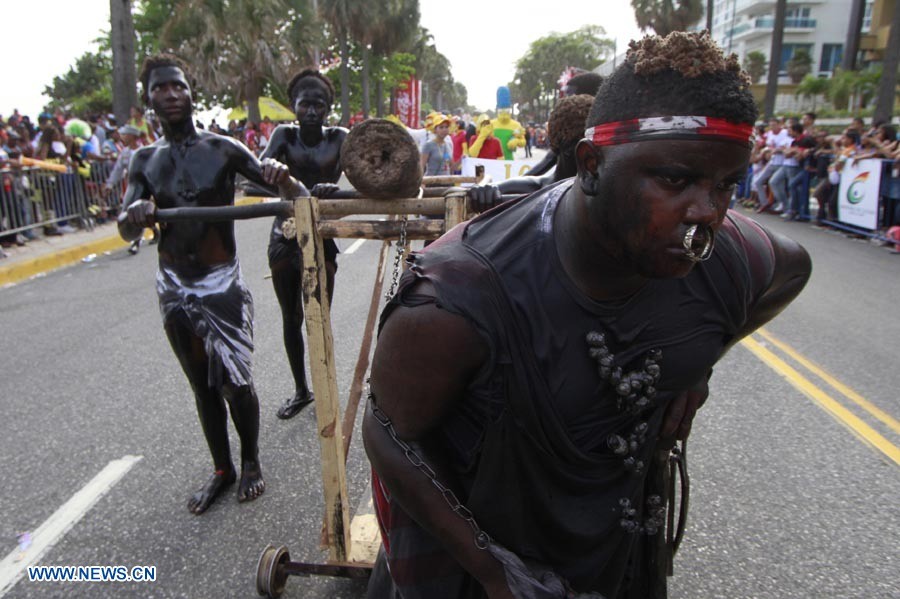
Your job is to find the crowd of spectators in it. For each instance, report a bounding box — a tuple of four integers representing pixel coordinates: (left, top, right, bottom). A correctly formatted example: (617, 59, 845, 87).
(734, 113, 900, 234)
(0, 106, 289, 255)
(5, 102, 899, 256)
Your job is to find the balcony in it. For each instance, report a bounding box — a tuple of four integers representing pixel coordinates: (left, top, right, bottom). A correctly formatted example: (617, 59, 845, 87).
(729, 16, 817, 41)
(734, 0, 824, 18)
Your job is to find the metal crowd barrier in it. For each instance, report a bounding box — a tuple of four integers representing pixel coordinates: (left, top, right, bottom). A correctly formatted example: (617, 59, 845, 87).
(0, 160, 125, 239)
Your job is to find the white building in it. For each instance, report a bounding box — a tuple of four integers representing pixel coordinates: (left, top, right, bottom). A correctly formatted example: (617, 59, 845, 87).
(710, 0, 874, 81)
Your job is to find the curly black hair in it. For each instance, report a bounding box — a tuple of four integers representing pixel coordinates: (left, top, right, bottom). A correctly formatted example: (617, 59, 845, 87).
(287, 69, 335, 107)
(566, 72, 604, 97)
(548, 94, 594, 152)
(588, 32, 757, 128)
(139, 54, 191, 104)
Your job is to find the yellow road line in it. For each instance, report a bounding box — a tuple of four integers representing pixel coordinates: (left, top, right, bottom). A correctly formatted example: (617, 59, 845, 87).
(741, 336, 900, 466)
(756, 328, 900, 436)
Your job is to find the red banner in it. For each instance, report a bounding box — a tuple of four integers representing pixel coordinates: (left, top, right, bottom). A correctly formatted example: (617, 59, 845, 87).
(394, 76, 421, 129)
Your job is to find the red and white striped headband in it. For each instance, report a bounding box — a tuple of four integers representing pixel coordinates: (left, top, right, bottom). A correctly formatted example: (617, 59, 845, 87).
(584, 116, 755, 148)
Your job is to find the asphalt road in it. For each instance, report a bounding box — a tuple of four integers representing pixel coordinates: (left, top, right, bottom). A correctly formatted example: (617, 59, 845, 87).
(0, 207, 897, 598)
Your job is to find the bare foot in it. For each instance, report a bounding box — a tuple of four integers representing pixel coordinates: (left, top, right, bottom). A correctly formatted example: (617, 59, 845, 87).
(187, 468, 236, 515)
(238, 460, 265, 503)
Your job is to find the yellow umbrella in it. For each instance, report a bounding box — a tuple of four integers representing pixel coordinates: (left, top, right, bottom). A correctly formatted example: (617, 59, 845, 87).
(227, 96, 295, 121)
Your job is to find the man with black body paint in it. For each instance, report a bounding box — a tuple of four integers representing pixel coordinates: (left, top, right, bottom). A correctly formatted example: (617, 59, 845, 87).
(119, 54, 308, 515)
(258, 69, 348, 420)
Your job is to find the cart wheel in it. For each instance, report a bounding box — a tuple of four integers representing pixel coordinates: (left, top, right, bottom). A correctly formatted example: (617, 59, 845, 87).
(256, 545, 275, 597)
(256, 544, 291, 598)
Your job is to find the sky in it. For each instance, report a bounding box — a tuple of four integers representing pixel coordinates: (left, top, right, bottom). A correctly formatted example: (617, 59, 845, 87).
(2, 0, 644, 119)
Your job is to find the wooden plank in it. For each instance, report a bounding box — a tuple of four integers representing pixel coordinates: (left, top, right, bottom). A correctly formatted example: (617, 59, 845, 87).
(318, 219, 444, 240)
(294, 196, 352, 563)
(422, 175, 477, 186)
(318, 197, 446, 217)
(443, 189, 468, 230)
(348, 513, 380, 564)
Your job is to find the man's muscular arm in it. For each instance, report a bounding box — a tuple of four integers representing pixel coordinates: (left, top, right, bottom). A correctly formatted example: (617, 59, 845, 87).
(258, 125, 288, 161)
(728, 226, 811, 352)
(362, 283, 514, 599)
(660, 224, 811, 444)
(118, 150, 156, 240)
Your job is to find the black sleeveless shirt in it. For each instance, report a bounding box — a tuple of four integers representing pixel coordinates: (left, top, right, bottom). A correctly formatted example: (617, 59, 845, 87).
(377, 179, 775, 597)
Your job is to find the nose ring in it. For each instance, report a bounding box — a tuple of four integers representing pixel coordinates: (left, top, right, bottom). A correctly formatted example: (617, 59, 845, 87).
(682, 224, 715, 262)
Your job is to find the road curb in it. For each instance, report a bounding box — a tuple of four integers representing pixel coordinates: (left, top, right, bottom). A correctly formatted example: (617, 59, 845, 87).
(0, 196, 267, 287)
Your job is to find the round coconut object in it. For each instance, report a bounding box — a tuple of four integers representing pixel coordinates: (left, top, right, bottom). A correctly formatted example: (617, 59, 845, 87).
(341, 119, 422, 199)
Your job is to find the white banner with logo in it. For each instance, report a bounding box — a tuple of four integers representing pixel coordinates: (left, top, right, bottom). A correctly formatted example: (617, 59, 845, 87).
(460, 156, 539, 182)
(837, 158, 882, 230)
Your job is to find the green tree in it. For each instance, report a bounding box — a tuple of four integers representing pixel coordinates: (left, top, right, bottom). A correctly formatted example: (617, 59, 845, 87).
(511, 26, 614, 121)
(134, 0, 180, 57)
(157, 0, 318, 123)
(320, 0, 372, 125)
(794, 74, 829, 110)
(368, 0, 420, 117)
(631, 0, 704, 36)
(744, 51, 767, 84)
(827, 68, 856, 110)
(43, 51, 114, 116)
(373, 52, 417, 116)
(786, 48, 813, 84)
(827, 67, 881, 111)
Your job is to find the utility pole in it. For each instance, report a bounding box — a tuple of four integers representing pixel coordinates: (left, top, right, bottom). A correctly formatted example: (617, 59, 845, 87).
(763, 0, 787, 119)
(110, 0, 137, 125)
(707, 0, 714, 32)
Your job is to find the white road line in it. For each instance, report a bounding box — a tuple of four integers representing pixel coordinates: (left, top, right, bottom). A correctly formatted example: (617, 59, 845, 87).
(0, 455, 143, 596)
(344, 238, 367, 255)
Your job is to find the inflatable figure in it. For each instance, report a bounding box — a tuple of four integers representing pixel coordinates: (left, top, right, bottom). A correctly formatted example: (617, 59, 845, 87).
(467, 114, 504, 160)
(491, 86, 525, 160)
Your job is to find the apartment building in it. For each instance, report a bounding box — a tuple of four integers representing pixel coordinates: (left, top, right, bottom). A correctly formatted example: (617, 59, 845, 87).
(710, 0, 873, 81)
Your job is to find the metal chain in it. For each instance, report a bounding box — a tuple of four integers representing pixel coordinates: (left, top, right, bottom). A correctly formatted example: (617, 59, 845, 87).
(384, 215, 409, 302)
(370, 400, 491, 550)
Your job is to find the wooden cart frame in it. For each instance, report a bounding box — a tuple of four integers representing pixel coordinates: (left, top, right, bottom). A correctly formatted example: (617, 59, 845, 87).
(254, 177, 476, 597)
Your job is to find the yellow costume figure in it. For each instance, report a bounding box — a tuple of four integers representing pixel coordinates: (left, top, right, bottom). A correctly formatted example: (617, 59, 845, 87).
(491, 86, 525, 160)
(467, 114, 502, 159)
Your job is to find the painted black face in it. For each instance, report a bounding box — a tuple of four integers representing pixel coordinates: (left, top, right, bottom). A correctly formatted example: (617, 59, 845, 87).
(576, 138, 750, 279)
(148, 66, 192, 124)
(293, 81, 331, 128)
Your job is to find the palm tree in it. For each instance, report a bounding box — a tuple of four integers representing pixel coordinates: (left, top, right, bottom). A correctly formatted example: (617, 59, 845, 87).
(873, 0, 900, 124)
(795, 74, 829, 110)
(368, 0, 420, 117)
(786, 49, 813, 84)
(110, 0, 137, 125)
(319, 0, 370, 125)
(744, 51, 767, 84)
(631, 0, 704, 36)
(160, 0, 316, 124)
